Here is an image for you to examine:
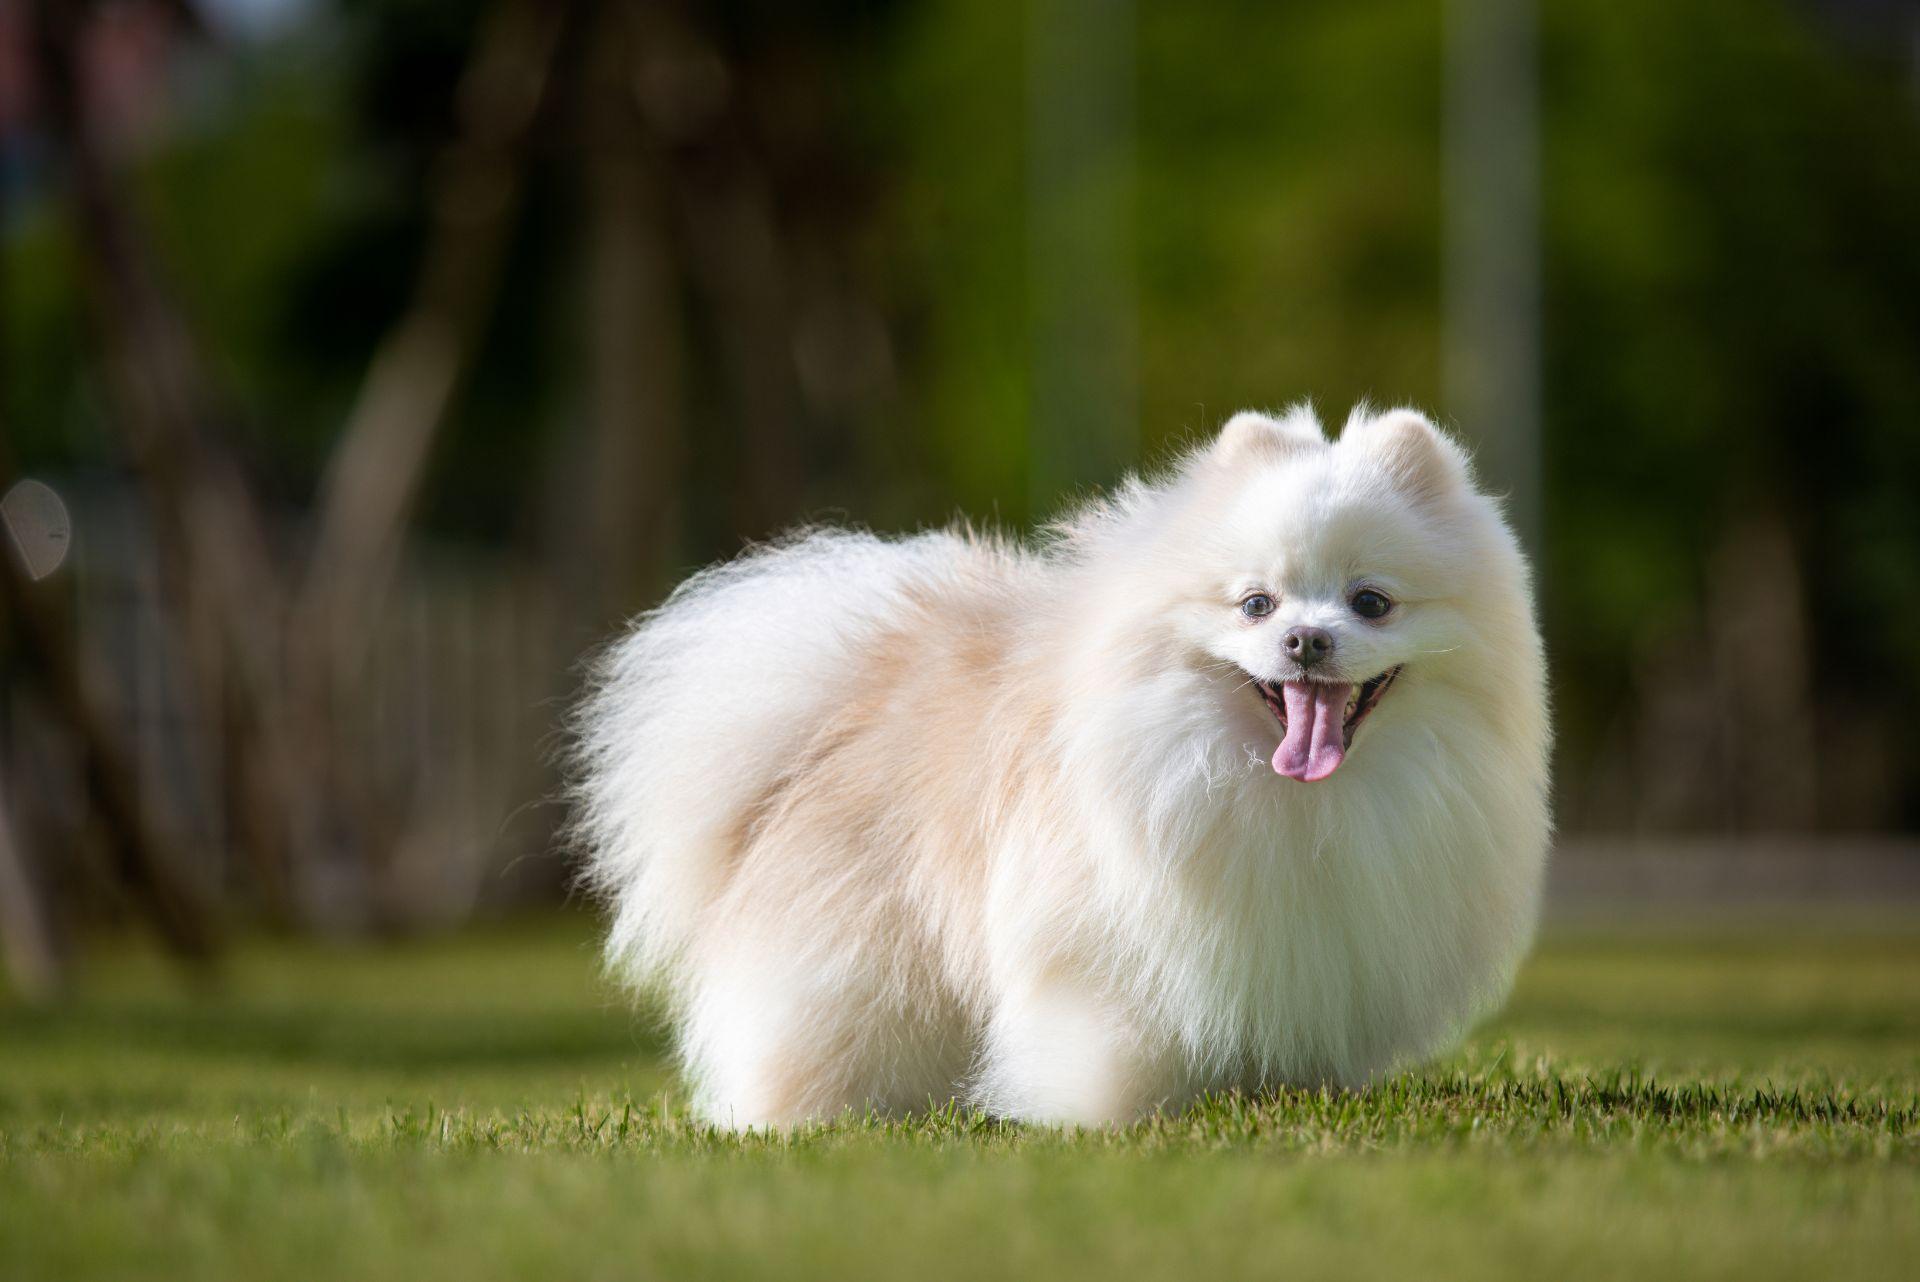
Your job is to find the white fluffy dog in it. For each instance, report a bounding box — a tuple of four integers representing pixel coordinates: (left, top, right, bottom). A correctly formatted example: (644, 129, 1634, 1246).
(574, 405, 1550, 1127)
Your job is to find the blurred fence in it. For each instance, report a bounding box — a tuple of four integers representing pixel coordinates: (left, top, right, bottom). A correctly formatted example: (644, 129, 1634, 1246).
(3, 478, 575, 934)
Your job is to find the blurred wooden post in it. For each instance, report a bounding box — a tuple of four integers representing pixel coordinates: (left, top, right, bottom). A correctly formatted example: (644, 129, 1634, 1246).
(1027, 0, 1137, 512)
(1444, 0, 1542, 552)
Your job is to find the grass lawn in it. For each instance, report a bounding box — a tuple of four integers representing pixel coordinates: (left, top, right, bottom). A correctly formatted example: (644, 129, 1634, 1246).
(2, 914, 1916, 1281)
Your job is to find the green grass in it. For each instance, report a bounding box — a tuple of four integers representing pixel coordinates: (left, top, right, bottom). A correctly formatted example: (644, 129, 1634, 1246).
(3, 917, 1917, 1280)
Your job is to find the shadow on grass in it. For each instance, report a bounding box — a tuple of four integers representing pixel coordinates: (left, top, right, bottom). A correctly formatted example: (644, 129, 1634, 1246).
(1499, 1002, 1920, 1046)
(0, 1003, 667, 1073)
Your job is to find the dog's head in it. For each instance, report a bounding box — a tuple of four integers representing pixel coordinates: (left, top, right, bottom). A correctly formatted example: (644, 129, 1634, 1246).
(1063, 405, 1538, 784)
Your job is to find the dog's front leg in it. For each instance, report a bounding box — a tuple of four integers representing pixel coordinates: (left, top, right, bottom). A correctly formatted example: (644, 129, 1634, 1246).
(974, 973, 1182, 1126)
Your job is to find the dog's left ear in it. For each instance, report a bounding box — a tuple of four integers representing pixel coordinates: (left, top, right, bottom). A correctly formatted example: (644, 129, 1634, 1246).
(1345, 409, 1473, 505)
(1212, 407, 1326, 463)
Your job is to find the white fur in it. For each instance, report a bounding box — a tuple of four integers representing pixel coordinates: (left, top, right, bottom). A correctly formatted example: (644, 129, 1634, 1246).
(573, 405, 1551, 1127)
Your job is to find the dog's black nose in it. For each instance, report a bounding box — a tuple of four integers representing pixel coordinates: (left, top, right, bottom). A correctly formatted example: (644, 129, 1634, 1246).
(1283, 625, 1334, 667)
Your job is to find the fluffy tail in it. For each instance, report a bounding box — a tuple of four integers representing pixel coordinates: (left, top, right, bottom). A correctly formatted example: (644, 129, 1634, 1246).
(569, 528, 969, 990)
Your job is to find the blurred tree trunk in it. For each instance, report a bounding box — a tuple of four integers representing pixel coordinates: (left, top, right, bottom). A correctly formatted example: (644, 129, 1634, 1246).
(1444, 0, 1543, 554)
(639, 2, 808, 539)
(296, 0, 571, 678)
(0, 782, 63, 1001)
(1707, 517, 1816, 830)
(678, 165, 806, 539)
(0, 492, 218, 964)
(1027, 0, 1137, 506)
(578, 0, 686, 625)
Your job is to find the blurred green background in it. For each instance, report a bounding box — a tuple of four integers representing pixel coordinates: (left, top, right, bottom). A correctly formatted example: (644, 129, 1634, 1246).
(2, 0, 1919, 955)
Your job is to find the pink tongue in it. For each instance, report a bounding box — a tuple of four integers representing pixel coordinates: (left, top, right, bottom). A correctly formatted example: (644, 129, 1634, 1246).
(1273, 680, 1352, 781)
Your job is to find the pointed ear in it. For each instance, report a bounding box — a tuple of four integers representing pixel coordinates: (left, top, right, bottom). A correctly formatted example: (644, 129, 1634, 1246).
(1344, 408, 1472, 505)
(1213, 407, 1325, 463)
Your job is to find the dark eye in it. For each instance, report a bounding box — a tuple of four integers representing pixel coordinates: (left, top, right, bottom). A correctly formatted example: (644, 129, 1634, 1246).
(1351, 588, 1393, 620)
(1240, 593, 1275, 619)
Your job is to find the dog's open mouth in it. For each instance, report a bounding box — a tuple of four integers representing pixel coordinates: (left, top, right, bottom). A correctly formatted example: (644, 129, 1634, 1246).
(1252, 667, 1402, 782)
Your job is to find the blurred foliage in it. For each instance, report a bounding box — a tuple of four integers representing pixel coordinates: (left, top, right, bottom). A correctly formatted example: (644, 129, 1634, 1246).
(4, 0, 1918, 829)
(1538, 0, 1920, 827)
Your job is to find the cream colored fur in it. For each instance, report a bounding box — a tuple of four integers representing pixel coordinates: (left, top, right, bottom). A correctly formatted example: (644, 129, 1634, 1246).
(573, 405, 1551, 1127)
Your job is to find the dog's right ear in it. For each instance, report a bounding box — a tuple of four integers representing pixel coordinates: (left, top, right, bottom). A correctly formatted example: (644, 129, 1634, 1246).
(1212, 407, 1326, 463)
(1343, 408, 1473, 507)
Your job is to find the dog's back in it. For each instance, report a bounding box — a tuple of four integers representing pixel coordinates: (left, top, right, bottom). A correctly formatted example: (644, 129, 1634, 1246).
(573, 528, 989, 989)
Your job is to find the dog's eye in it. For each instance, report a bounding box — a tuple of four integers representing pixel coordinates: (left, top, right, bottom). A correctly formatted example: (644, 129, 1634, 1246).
(1351, 589, 1393, 620)
(1240, 593, 1275, 619)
